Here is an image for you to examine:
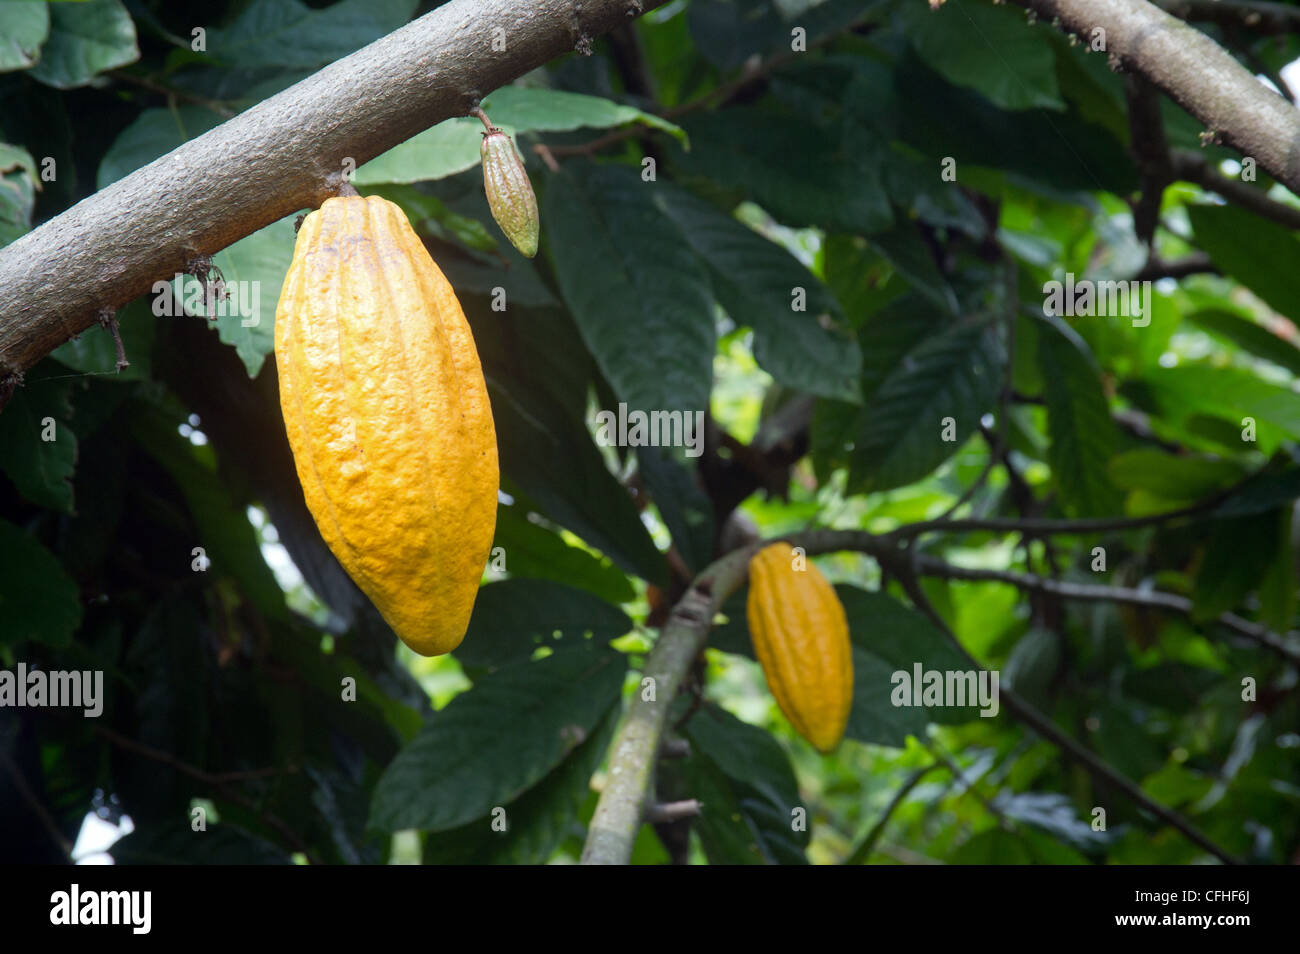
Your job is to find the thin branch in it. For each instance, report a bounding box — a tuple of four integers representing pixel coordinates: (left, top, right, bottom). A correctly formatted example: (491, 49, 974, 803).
(845, 763, 941, 864)
(1, 751, 74, 860)
(913, 556, 1300, 666)
(1171, 149, 1300, 230)
(1133, 252, 1218, 281)
(93, 725, 317, 863)
(1153, 0, 1300, 35)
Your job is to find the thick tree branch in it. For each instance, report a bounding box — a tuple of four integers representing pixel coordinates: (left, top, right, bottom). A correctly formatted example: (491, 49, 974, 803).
(0, 0, 667, 391)
(1009, 0, 1300, 194)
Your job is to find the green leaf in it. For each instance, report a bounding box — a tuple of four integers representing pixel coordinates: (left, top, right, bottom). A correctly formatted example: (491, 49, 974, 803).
(356, 89, 685, 187)
(838, 586, 983, 725)
(1185, 308, 1300, 377)
(491, 504, 635, 605)
(1143, 363, 1300, 454)
(112, 821, 293, 865)
(0, 518, 82, 649)
(545, 163, 715, 414)
(867, 220, 959, 314)
(683, 703, 809, 864)
(636, 446, 715, 574)
(900, 0, 1064, 111)
(97, 106, 225, 188)
(846, 649, 930, 745)
(1188, 205, 1300, 323)
(28, 0, 138, 90)
(489, 383, 668, 586)
(893, 50, 1136, 193)
(480, 86, 685, 142)
(848, 320, 1003, 493)
(0, 377, 77, 513)
(208, 0, 417, 70)
(1192, 511, 1281, 621)
(354, 119, 487, 186)
(1001, 626, 1060, 708)
(207, 213, 297, 377)
(655, 184, 862, 401)
(1107, 449, 1244, 501)
(454, 578, 632, 669)
(1037, 315, 1122, 517)
(369, 645, 626, 832)
(1258, 508, 1296, 632)
(130, 402, 288, 622)
(674, 108, 893, 235)
(0, 1, 48, 73)
(423, 706, 617, 864)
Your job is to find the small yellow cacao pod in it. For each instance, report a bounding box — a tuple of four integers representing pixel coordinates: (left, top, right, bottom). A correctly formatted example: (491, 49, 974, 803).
(745, 543, 854, 752)
(480, 128, 539, 258)
(274, 194, 499, 656)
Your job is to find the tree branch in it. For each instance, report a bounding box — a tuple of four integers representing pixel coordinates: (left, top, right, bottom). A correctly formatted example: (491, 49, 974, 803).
(913, 555, 1300, 666)
(1009, 0, 1300, 194)
(1171, 149, 1300, 230)
(0, 0, 669, 393)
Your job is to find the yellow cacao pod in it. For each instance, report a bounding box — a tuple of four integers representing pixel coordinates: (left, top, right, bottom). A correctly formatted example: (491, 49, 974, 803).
(480, 128, 539, 258)
(274, 194, 499, 656)
(745, 543, 854, 752)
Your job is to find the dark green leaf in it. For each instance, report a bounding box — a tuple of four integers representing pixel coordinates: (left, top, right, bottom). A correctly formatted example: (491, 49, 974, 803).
(28, 0, 138, 90)
(369, 645, 626, 832)
(491, 504, 635, 604)
(455, 578, 632, 668)
(1192, 511, 1281, 621)
(545, 163, 715, 414)
(1037, 314, 1122, 516)
(1107, 449, 1244, 501)
(654, 184, 862, 401)
(1186, 308, 1300, 377)
(1188, 205, 1300, 322)
(0, 518, 82, 649)
(636, 446, 714, 573)
(423, 706, 617, 864)
(848, 320, 1003, 493)
(0, 376, 77, 512)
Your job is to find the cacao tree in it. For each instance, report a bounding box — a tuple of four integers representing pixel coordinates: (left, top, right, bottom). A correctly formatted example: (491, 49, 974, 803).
(1, 0, 1298, 872)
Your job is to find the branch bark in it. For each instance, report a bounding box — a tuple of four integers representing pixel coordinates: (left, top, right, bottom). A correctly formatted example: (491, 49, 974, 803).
(1009, 0, 1300, 193)
(0, 0, 666, 389)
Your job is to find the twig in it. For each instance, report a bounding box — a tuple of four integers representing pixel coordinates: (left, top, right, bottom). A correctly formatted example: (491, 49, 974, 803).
(1, 751, 74, 860)
(645, 799, 702, 823)
(845, 763, 941, 864)
(913, 556, 1300, 666)
(1153, 0, 1300, 35)
(1171, 150, 1300, 230)
(93, 725, 317, 863)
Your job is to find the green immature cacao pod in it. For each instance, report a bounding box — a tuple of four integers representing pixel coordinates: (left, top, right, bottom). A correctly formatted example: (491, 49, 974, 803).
(480, 129, 539, 258)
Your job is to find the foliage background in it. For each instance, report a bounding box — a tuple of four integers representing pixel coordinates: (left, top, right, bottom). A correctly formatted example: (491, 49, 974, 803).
(2, 0, 1299, 864)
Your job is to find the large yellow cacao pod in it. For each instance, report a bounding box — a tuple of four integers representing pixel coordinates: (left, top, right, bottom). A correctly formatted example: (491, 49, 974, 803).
(274, 194, 499, 657)
(745, 543, 854, 752)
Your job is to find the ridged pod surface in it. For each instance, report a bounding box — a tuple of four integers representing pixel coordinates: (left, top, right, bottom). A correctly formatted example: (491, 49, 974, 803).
(480, 129, 539, 258)
(274, 195, 499, 656)
(746, 543, 854, 752)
